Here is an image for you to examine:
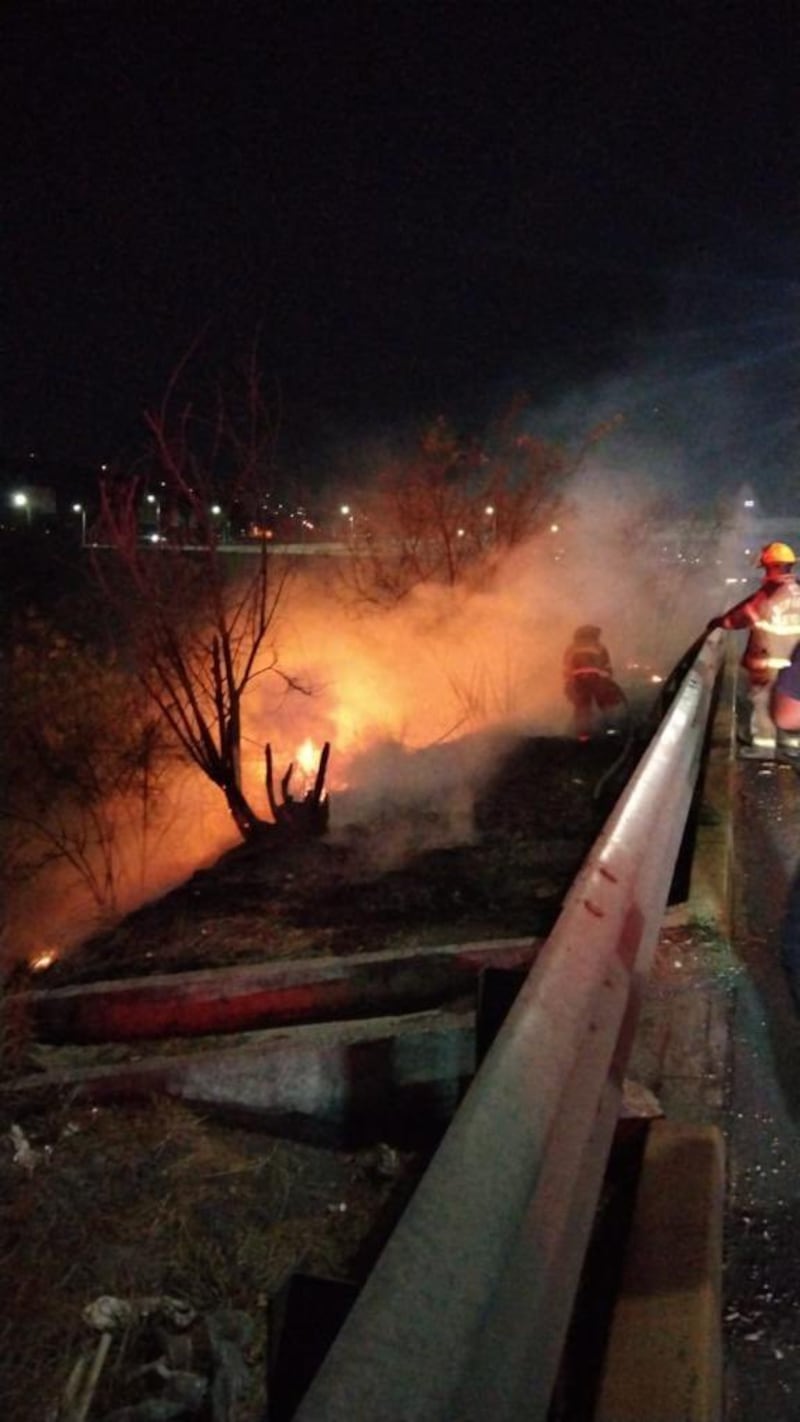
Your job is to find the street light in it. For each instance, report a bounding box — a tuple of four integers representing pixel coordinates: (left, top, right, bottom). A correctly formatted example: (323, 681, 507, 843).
(11, 491, 31, 526)
(210, 504, 226, 544)
(145, 492, 161, 536)
(72, 502, 86, 546)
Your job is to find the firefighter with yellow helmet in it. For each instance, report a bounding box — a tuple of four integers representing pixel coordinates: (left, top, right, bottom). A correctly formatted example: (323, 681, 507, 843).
(707, 540, 800, 755)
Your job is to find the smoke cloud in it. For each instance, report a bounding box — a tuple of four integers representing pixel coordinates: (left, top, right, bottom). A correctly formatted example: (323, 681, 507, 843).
(5, 423, 763, 969)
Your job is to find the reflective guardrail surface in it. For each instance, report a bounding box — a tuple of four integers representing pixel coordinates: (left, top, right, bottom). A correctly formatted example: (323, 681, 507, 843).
(296, 631, 726, 1422)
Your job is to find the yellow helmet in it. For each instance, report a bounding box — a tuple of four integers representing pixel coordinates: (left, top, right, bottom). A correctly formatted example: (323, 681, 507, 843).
(759, 541, 796, 567)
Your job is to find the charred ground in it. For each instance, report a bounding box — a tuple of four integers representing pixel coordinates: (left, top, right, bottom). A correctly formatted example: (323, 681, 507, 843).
(40, 732, 636, 989)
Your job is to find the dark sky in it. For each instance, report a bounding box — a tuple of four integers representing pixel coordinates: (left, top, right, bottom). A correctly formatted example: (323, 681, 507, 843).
(3, 2, 799, 498)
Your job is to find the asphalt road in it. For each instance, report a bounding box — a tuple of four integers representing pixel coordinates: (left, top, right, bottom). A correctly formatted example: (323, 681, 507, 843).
(724, 756, 800, 1418)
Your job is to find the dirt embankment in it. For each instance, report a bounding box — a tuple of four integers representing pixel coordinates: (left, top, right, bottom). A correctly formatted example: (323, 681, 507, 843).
(39, 734, 629, 989)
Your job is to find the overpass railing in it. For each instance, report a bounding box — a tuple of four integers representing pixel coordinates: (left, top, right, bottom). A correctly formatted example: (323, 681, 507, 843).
(295, 629, 726, 1422)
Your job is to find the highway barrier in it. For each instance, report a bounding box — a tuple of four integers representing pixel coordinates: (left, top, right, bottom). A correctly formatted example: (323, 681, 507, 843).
(295, 630, 727, 1422)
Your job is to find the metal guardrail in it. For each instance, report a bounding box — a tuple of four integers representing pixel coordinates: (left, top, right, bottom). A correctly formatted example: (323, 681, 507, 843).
(296, 630, 726, 1422)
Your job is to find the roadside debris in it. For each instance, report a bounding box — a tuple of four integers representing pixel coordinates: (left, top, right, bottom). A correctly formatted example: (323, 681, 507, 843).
(60, 1296, 255, 1422)
(9, 1122, 39, 1172)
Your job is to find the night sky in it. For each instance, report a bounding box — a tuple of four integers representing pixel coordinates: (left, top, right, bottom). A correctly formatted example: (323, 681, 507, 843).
(3, 3, 799, 500)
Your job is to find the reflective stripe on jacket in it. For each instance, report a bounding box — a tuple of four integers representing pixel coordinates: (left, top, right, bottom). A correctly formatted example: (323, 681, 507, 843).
(720, 574, 800, 673)
(563, 643, 613, 678)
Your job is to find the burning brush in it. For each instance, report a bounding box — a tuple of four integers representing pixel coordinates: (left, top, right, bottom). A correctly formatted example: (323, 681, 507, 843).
(264, 739, 331, 836)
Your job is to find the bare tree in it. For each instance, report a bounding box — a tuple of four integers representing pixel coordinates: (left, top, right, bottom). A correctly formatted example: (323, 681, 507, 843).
(92, 349, 304, 840)
(1, 613, 172, 918)
(337, 402, 619, 605)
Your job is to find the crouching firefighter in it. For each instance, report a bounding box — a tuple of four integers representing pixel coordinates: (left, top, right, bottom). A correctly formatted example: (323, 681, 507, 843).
(707, 540, 800, 757)
(563, 625, 626, 741)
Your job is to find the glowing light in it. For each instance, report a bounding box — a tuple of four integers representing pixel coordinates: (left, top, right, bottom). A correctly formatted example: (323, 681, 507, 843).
(294, 737, 323, 794)
(210, 504, 222, 516)
(11, 491, 31, 525)
(340, 504, 351, 516)
(296, 738, 319, 777)
(743, 499, 755, 508)
(650, 674, 664, 684)
(30, 950, 57, 973)
(457, 528, 465, 538)
(484, 505, 495, 516)
(550, 523, 560, 533)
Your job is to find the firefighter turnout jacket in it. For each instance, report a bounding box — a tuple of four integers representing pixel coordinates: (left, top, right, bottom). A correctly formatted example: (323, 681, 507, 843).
(717, 572, 800, 678)
(563, 633, 613, 681)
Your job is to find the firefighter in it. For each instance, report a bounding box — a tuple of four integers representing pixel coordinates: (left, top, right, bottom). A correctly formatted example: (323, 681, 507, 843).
(707, 540, 800, 756)
(563, 625, 625, 741)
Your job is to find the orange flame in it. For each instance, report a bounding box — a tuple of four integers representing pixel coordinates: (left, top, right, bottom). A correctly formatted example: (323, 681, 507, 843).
(29, 950, 57, 973)
(296, 738, 319, 777)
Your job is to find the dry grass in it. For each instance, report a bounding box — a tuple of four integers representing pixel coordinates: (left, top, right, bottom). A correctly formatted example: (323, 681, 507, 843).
(0, 1093, 422, 1420)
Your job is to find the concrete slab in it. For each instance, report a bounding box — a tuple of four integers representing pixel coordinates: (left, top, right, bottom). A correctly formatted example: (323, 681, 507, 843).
(3, 1007, 476, 1146)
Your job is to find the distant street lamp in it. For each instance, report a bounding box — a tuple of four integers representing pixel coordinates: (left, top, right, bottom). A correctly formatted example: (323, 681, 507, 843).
(11, 491, 31, 526)
(210, 504, 227, 544)
(145, 492, 161, 537)
(340, 503, 354, 538)
(72, 502, 86, 546)
(484, 504, 496, 544)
